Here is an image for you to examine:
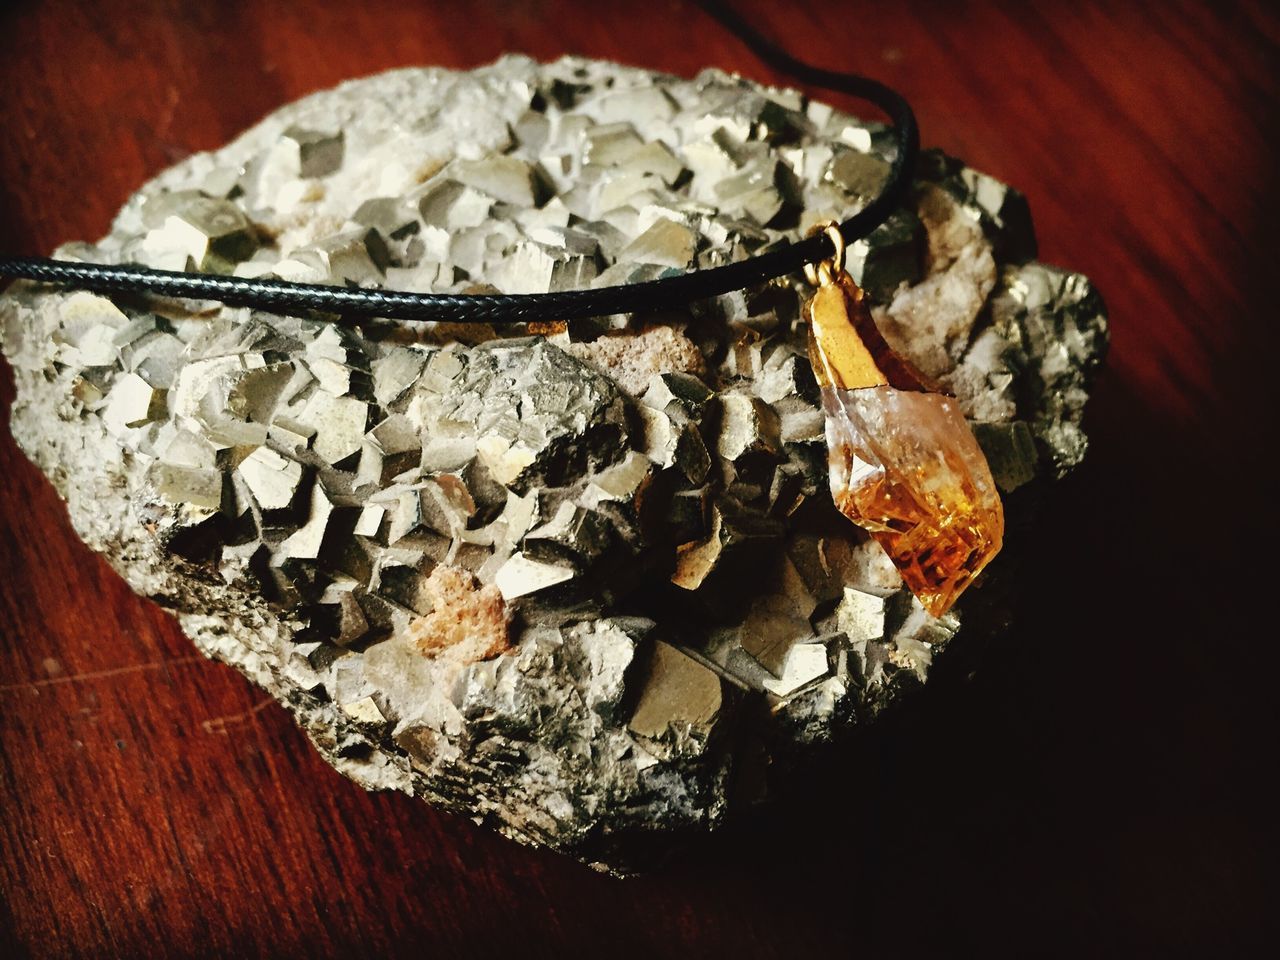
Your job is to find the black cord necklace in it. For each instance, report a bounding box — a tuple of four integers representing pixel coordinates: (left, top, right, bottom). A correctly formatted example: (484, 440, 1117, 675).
(0, 1, 918, 325)
(0, 8, 1010, 618)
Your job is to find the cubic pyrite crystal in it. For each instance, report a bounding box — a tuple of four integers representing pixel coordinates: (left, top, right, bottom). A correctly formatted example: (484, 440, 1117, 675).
(0, 56, 1107, 874)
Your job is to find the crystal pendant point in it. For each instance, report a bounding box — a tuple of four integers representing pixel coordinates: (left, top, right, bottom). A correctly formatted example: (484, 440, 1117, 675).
(823, 385, 1004, 616)
(806, 268, 1004, 617)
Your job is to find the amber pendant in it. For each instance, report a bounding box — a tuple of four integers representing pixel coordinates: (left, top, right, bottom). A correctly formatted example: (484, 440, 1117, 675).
(804, 265, 1004, 617)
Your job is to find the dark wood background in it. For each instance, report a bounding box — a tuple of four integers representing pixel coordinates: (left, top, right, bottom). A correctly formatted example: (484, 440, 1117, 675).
(1, 1, 1273, 955)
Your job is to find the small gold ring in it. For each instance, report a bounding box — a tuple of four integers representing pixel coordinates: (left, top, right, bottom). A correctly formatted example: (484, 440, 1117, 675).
(805, 219, 846, 282)
(822, 223, 846, 275)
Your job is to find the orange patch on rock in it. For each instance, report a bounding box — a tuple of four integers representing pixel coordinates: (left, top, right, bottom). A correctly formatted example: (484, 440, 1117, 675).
(565, 324, 705, 395)
(406, 565, 511, 662)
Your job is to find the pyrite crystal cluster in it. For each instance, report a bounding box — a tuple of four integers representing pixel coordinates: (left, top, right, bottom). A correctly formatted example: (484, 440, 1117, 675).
(0, 56, 1107, 874)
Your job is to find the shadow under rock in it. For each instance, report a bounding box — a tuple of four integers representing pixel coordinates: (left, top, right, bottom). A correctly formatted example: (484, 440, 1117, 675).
(636, 373, 1265, 952)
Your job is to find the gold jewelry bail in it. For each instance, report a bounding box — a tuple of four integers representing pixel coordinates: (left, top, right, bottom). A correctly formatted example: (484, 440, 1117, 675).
(803, 220, 846, 286)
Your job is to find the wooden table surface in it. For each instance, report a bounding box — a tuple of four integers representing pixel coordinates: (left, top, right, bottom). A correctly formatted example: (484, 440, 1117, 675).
(1, 1, 1272, 955)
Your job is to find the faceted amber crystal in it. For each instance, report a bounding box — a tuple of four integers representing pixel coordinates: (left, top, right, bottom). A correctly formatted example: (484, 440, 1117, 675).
(822, 385, 1003, 617)
(805, 267, 1003, 617)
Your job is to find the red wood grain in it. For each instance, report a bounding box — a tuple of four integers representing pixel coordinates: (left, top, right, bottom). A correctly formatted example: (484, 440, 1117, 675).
(1, 1, 1272, 954)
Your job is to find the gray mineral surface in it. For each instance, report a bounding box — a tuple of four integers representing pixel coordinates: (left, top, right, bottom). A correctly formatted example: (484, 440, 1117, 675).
(1, 55, 1106, 874)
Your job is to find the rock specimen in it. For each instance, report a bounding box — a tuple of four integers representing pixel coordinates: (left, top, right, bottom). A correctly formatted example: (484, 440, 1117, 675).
(0, 56, 1107, 874)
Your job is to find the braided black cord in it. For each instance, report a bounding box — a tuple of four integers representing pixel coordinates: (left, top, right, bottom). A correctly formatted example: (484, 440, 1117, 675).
(0, 1, 918, 325)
